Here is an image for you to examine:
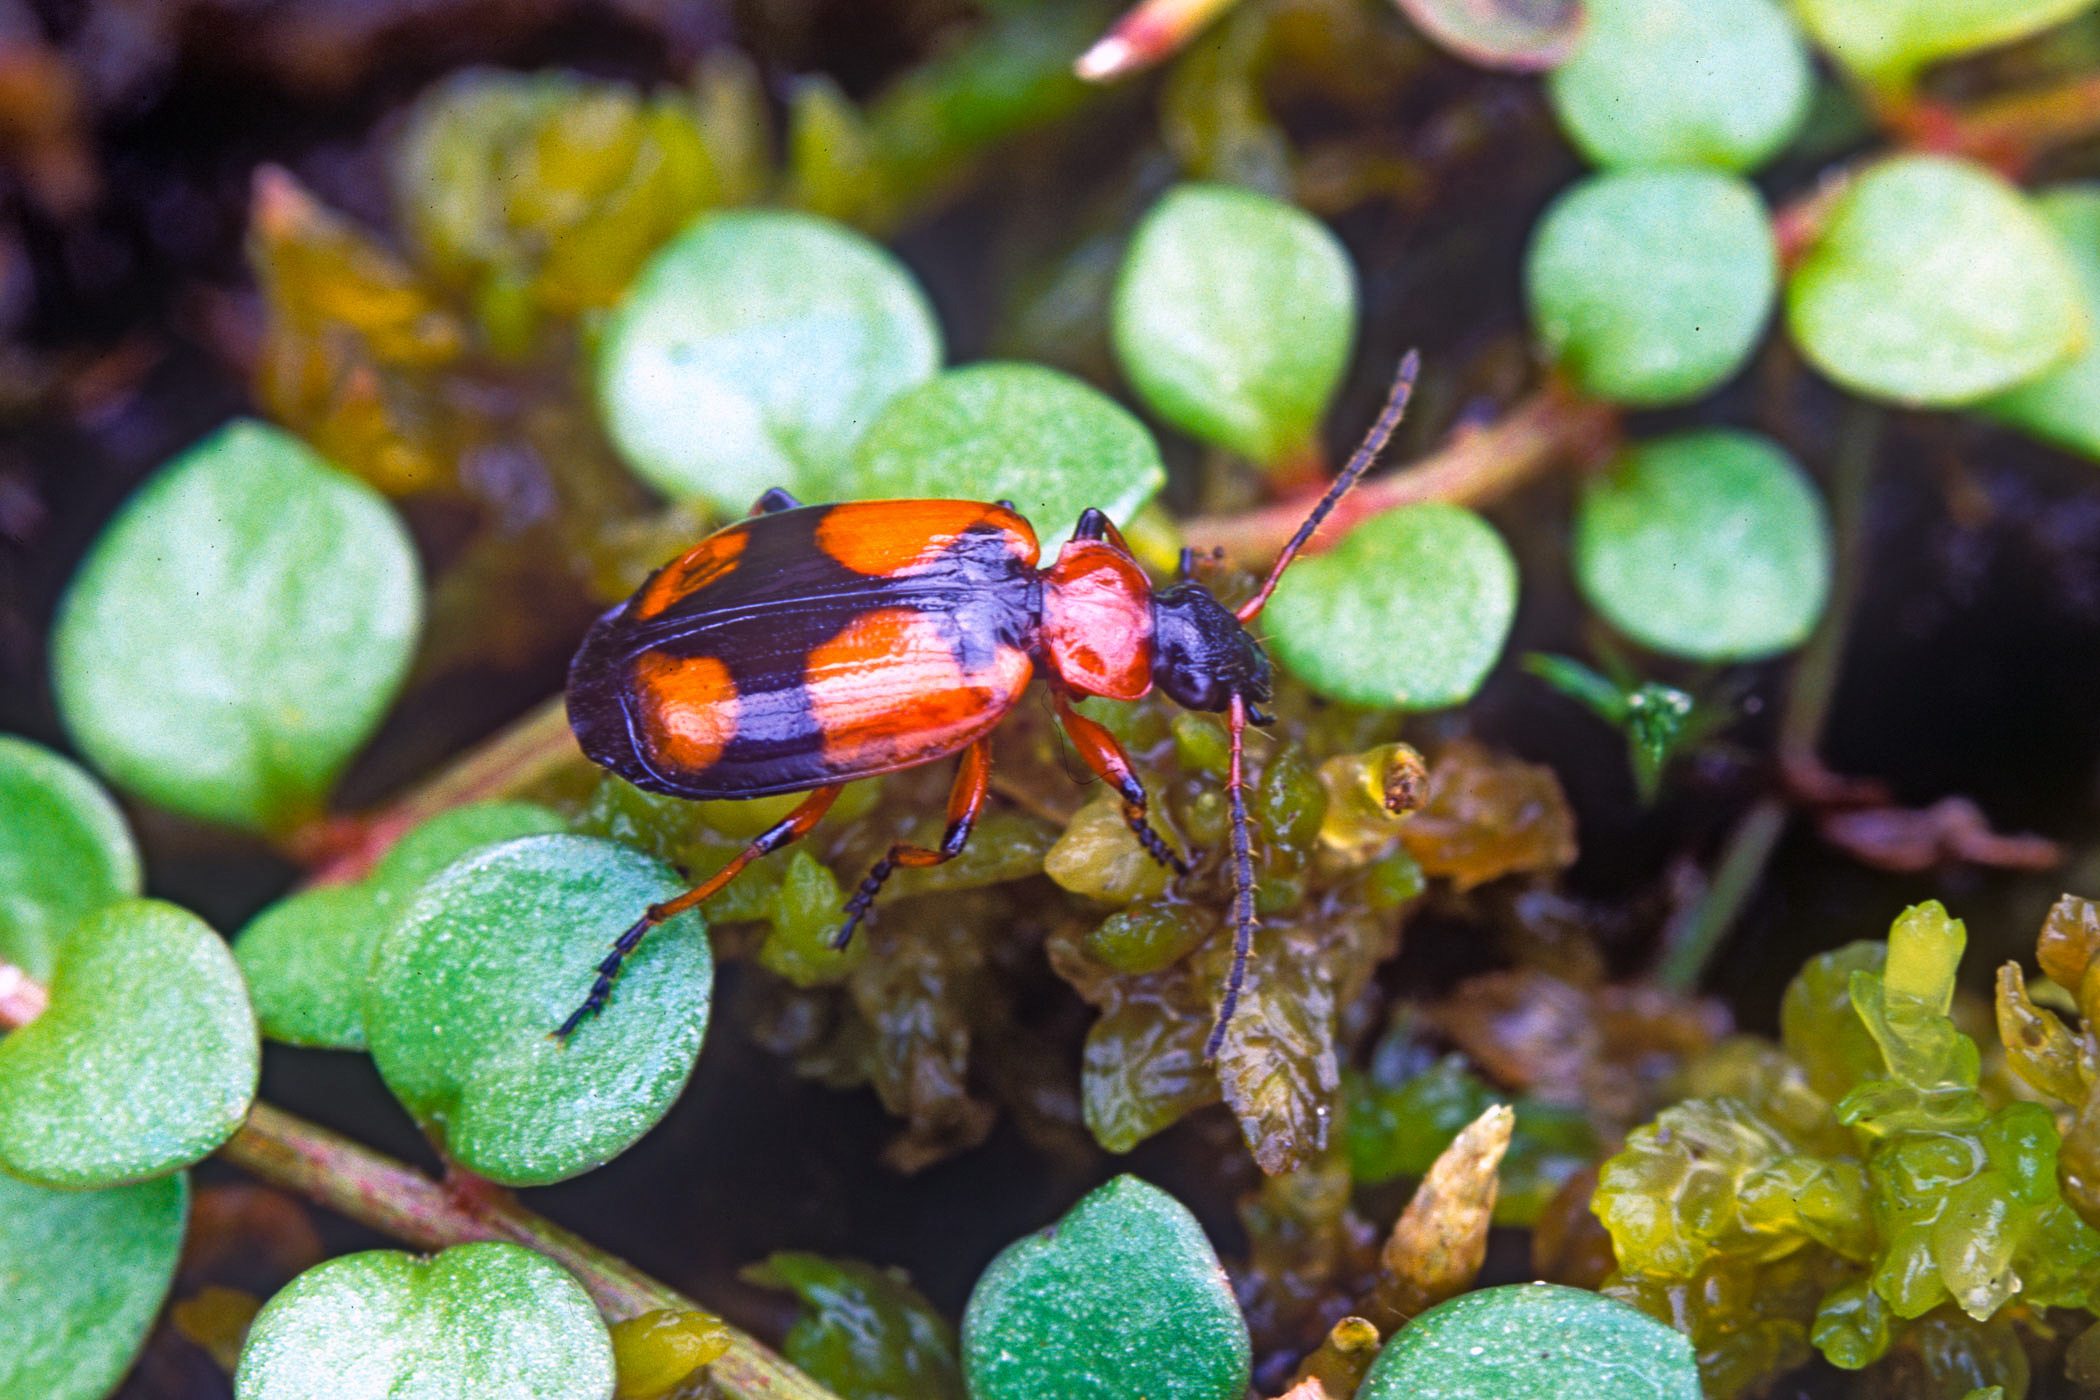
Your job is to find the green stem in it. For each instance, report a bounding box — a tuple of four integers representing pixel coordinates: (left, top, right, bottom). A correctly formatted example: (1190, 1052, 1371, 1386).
(1654, 402, 1883, 993)
(1654, 797, 1789, 994)
(221, 1102, 842, 1400)
(0, 970, 840, 1400)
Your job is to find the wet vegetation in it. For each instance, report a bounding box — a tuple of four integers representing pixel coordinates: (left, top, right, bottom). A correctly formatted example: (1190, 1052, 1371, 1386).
(7, 1, 2100, 1398)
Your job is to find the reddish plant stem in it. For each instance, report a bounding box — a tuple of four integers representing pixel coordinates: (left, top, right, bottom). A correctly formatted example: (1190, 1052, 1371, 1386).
(0, 968, 837, 1400)
(294, 696, 583, 886)
(1183, 378, 1618, 562)
(219, 1103, 841, 1400)
(0, 962, 48, 1025)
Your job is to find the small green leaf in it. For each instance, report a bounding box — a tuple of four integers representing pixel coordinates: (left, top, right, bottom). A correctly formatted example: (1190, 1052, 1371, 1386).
(51, 420, 422, 832)
(0, 1171, 187, 1400)
(0, 735, 139, 981)
(1546, 0, 1812, 172)
(0, 899, 258, 1187)
(1978, 185, 2100, 459)
(1791, 0, 2096, 90)
(852, 363, 1165, 553)
(962, 1175, 1250, 1400)
(1575, 430, 1831, 661)
(1357, 1283, 1701, 1400)
(236, 802, 565, 1050)
(596, 209, 942, 511)
(1265, 503, 1518, 709)
(1526, 169, 1776, 406)
(747, 1253, 964, 1400)
(235, 1242, 614, 1400)
(365, 835, 711, 1185)
(1113, 182, 1358, 466)
(1394, 0, 1584, 71)
(1787, 155, 2087, 406)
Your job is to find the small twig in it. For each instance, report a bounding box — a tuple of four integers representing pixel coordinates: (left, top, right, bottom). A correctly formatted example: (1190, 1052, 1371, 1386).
(1183, 379, 1617, 563)
(0, 965, 842, 1400)
(294, 696, 583, 886)
(1075, 0, 1244, 81)
(1925, 72, 2100, 177)
(1653, 797, 1789, 994)
(221, 1104, 840, 1400)
(0, 962, 48, 1027)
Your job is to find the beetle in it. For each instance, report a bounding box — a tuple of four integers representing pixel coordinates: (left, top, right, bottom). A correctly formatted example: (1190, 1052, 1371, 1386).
(562, 352, 1419, 1055)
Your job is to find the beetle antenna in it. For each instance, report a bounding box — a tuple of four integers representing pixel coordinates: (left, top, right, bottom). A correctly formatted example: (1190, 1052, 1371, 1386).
(1236, 349, 1420, 624)
(1206, 692, 1257, 1061)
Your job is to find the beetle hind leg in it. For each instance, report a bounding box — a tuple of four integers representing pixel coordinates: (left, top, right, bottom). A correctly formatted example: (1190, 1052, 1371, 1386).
(556, 783, 843, 1039)
(833, 739, 991, 949)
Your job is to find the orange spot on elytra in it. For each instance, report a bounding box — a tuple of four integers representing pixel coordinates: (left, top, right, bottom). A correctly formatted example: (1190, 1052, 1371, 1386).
(805, 608, 1029, 770)
(815, 501, 1038, 577)
(633, 652, 737, 772)
(634, 530, 748, 620)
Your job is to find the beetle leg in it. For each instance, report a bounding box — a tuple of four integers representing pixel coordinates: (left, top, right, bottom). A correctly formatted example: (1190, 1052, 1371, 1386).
(1052, 693, 1189, 875)
(833, 738, 991, 949)
(750, 487, 804, 515)
(556, 784, 843, 1039)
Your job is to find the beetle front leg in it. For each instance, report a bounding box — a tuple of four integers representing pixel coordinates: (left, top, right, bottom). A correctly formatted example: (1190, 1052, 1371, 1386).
(834, 738, 992, 948)
(1051, 693, 1189, 875)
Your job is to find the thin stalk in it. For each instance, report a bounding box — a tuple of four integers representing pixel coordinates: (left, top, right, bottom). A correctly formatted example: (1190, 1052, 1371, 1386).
(297, 696, 582, 886)
(1654, 797, 1789, 994)
(1183, 379, 1617, 563)
(1652, 402, 1884, 992)
(0, 969, 842, 1400)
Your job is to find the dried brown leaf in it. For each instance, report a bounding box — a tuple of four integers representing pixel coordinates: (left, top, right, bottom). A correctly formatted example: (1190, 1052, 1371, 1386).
(1363, 1104, 1512, 1328)
(1816, 796, 2060, 875)
(1398, 739, 1576, 892)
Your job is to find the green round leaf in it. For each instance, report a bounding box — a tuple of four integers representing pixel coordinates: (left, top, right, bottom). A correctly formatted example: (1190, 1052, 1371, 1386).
(1575, 430, 1831, 661)
(0, 735, 139, 981)
(1526, 169, 1776, 406)
(597, 209, 942, 511)
(1265, 503, 1518, 709)
(235, 1242, 614, 1400)
(1787, 155, 2087, 406)
(1978, 185, 2100, 458)
(0, 899, 258, 1187)
(852, 363, 1165, 554)
(1792, 0, 2096, 89)
(1357, 1283, 1700, 1400)
(1546, 0, 1811, 172)
(236, 886, 374, 1051)
(1113, 182, 1358, 466)
(51, 420, 423, 832)
(963, 1175, 1250, 1400)
(236, 802, 566, 1050)
(0, 1171, 187, 1400)
(365, 835, 711, 1185)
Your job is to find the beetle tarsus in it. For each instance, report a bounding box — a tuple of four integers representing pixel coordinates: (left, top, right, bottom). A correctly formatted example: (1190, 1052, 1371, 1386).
(1122, 801, 1190, 875)
(555, 907, 660, 1039)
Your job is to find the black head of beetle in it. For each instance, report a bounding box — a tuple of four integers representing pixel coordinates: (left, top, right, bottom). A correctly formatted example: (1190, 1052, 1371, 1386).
(1149, 580, 1275, 723)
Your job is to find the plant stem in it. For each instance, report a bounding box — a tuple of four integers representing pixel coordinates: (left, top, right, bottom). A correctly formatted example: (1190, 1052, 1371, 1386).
(1654, 797, 1789, 994)
(1653, 402, 1885, 992)
(297, 696, 583, 885)
(1932, 72, 2100, 175)
(1183, 378, 1617, 562)
(218, 1103, 842, 1400)
(0, 967, 840, 1400)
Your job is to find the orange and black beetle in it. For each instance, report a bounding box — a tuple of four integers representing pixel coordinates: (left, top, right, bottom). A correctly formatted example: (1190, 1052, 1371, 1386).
(564, 354, 1419, 1054)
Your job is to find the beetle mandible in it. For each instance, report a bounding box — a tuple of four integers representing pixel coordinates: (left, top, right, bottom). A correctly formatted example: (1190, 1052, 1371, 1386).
(562, 352, 1419, 1056)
